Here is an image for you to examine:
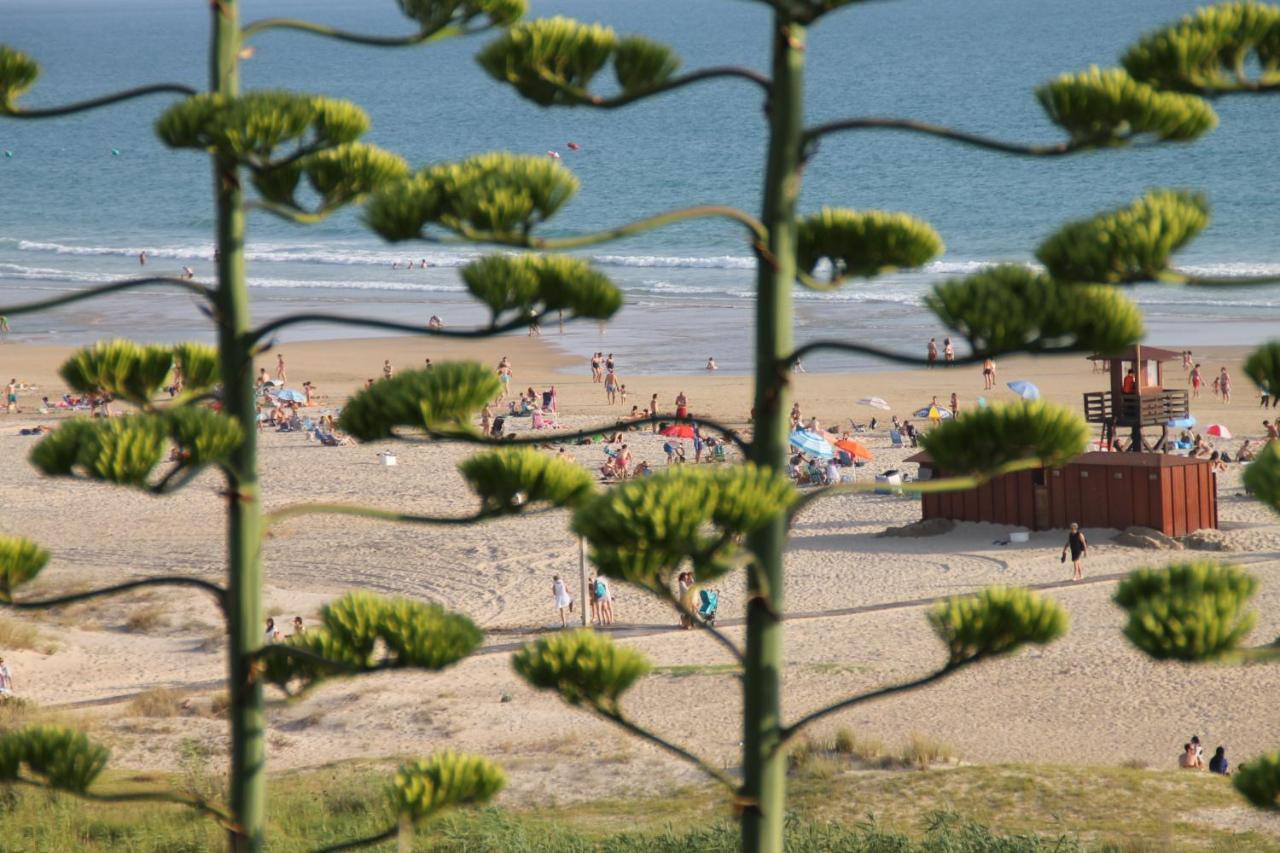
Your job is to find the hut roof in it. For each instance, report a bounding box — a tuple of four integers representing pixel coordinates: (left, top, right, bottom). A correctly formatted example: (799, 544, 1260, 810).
(1086, 345, 1182, 362)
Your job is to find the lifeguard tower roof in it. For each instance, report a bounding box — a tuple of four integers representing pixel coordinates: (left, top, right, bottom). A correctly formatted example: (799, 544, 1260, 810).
(1086, 345, 1182, 362)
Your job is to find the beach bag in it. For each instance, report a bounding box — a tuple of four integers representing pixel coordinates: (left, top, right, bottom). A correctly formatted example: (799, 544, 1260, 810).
(594, 579, 606, 599)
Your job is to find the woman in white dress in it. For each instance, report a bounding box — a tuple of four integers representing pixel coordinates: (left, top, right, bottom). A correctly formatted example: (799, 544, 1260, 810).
(552, 575, 573, 628)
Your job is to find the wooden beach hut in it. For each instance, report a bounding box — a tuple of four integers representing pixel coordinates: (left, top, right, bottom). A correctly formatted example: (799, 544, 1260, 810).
(906, 451, 1218, 537)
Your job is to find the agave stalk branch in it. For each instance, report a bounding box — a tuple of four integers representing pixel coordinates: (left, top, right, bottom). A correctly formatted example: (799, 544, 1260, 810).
(2, 84, 199, 120)
(450, 204, 768, 250)
(1, 576, 227, 614)
(239, 18, 470, 47)
(592, 703, 738, 789)
(6, 776, 236, 826)
(313, 826, 400, 853)
(421, 413, 751, 455)
(247, 310, 549, 345)
(774, 659, 975, 750)
(533, 65, 772, 108)
(1179, 271, 1280, 286)
(261, 502, 516, 533)
(247, 199, 339, 226)
(0, 277, 215, 317)
(800, 117, 1089, 157)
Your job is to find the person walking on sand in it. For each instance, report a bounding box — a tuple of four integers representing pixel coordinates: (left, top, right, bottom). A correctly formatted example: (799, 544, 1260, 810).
(949, 392, 959, 418)
(552, 574, 573, 628)
(982, 357, 996, 389)
(5, 379, 17, 414)
(0, 315, 10, 338)
(1190, 363, 1202, 400)
(275, 353, 286, 383)
(604, 368, 620, 404)
(943, 337, 955, 365)
(1219, 367, 1232, 404)
(383, 359, 394, 381)
(1062, 522, 1087, 581)
(927, 337, 938, 367)
(650, 394, 660, 431)
(675, 391, 689, 419)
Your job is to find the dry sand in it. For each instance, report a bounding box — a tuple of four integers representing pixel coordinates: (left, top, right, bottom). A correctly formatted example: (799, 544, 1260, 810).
(1, 334, 1279, 811)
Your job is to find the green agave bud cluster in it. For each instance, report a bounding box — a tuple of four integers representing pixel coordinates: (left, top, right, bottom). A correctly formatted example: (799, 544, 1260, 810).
(171, 342, 219, 393)
(0, 45, 39, 113)
(0, 725, 109, 794)
(920, 401, 1088, 476)
(570, 464, 796, 591)
(1036, 66, 1217, 146)
(1036, 190, 1209, 284)
(389, 752, 506, 824)
(1114, 561, 1259, 661)
(1235, 750, 1280, 810)
(263, 591, 482, 693)
(252, 143, 409, 216)
(338, 362, 501, 441)
(1243, 439, 1280, 513)
(60, 340, 173, 407)
(462, 254, 622, 324)
(156, 91, 368, 164)
(478, 17, 679, 106)
(1122, 2, 1280, 94)
(367, 152, 579, 241)
(397, 0, 526, 31)
(925, 265, 1144, 356)
(928, 586, 1068, 665)
(512, 629, 651, 709)
(459, 447, 595, 514)
(796, 208, 943, 286)
(0, 535, 50, 602)
(1244, 340, 1280, 397)
(30, 410, 242, 488)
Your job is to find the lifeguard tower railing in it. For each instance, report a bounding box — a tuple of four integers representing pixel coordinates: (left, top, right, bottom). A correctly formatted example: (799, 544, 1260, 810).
(1083, 389, 1190, 428)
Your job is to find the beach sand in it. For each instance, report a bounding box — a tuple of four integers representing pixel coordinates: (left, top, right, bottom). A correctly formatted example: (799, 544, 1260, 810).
(1, 333, 1279, 811)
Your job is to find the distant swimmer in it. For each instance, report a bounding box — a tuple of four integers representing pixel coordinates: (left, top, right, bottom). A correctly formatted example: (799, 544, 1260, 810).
(567, 142, 581, 150)
(546, 150, 560, 159)
(420, 259, 428, 269)
(138, 251, 147, 266)
(428, 315, 443, 330)
(393, 261, 399, 269)
(706, 357, 718, 371)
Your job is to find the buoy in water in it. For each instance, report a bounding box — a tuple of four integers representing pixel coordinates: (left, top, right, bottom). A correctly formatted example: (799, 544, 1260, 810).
(3, 151, 12, 158)
(567, 142, 581, 150)
(111, 148, 121, 156)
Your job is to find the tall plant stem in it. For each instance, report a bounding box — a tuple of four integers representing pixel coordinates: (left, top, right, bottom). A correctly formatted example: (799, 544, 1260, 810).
(210, 3, 265, 849)
(742, 13, 805, 853)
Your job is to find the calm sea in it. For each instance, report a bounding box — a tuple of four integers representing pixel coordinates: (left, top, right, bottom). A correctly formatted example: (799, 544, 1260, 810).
(2, 0, 1278, 372)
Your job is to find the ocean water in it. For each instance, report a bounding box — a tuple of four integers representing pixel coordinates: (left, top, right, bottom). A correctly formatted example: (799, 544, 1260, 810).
(1, 0, 1278, 373)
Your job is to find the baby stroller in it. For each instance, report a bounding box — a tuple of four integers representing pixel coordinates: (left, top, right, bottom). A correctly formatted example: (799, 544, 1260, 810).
(698, 589, 719, 627)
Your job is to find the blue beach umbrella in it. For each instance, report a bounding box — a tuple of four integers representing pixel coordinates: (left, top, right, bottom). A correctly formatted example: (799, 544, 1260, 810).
(273, 388, 307, 403)
(1007, 380, 1040, 400)
(789, 429, 834, 459)
(1167, 415, 1196, 429)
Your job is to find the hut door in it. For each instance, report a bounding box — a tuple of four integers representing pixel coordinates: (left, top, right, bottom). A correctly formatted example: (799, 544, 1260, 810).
(1033, 471, 1050, 530)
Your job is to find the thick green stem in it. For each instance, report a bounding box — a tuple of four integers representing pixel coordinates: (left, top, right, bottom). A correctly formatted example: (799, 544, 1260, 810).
(211, 3, 265, 850)
(742, 14, 805, 853)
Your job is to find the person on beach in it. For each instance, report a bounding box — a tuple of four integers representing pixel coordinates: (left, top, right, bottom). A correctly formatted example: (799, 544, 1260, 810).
(706, 357, 718, 370)
(275, 354, 286, 383)
(552, 574, 573, 628)
(619, 384, 627, 404)
(0, 656, 13, 697)
(1062, 522, 1087, 581)
(1190, 363, 1202, 399)
(1179, 743, 1202, 769)
(427, 315, 443, 330)
(5, 379, 17, 414)
(383, 360, 394, 382)
(0, 315, 9, 337)
(1209, 746, 1230, 775)
(292, 616, 304, 636)
(606, 353, 615, 372)
(264, 618, 281, 644)
(949, 392, 959, 418)
(595, 575, 614, 625)
(138, 251, 147, 266)
(927, 337, 938, 367)
(604, 369, 620, 404)
(256, 368, 269, 389)
(303, 381, 317, 406)
(1238, 440, 1256, 461)
(677, 570, 695, 629)
(1219, 367, 1232, 404)
(943, 337, 954, 365)
(590, 353, 602, 382)
(982, 357, 996, 389)
(1182, 350, 1193, 373)
(1266, 420, 1279, 443)
(675, 391, 689, 419)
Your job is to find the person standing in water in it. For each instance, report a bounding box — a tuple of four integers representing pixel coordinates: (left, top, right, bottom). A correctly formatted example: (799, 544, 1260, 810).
(1062, 522, 1088, 581)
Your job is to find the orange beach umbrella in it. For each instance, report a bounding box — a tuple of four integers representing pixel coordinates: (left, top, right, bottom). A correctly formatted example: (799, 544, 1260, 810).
(835, 439, 873, 460)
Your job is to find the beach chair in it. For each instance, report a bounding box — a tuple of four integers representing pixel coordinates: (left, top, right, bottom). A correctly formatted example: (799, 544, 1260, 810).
(712, 443, 728, 463)
(889, 429, 903, 448)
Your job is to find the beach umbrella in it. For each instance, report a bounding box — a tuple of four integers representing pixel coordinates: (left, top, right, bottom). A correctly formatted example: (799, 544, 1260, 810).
(1167, 415, 1196, 429)
(912, 405, 952, 419)
(835, 438, 873, 461)
(273, 388, 307, 403)
(858, 396, 891, 411)
(660, 423, 695, 439)
(1205, 424, 1232, 439)
(1007, 380, 1040, 400)
(789, 429, 834, 459)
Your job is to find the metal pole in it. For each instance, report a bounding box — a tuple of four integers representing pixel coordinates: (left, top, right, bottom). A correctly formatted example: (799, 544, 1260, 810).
(578, 536, 588, 627)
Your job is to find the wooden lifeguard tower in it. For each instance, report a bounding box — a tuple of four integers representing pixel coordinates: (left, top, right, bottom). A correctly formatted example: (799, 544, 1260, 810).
(1083, 345, 1190, 451)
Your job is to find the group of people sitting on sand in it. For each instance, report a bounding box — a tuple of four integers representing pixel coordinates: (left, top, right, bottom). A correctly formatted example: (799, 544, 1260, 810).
(1179, 735, 1231, 775)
